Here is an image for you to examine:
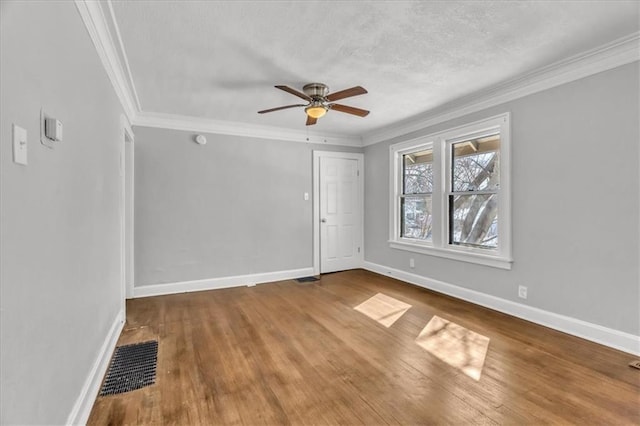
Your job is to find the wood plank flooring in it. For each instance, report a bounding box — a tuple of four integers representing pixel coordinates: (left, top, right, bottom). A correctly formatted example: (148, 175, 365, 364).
(88, 270, 640, 425)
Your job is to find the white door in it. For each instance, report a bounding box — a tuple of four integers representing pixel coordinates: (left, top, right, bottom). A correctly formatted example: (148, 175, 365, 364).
(314, 152, 363, 274)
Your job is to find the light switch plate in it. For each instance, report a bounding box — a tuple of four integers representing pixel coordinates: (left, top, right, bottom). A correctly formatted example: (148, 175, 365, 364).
(12, 124, 27, 165)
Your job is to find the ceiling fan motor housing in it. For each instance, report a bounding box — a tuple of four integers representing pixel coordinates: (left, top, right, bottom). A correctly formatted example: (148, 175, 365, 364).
(303, 83, 329, 99)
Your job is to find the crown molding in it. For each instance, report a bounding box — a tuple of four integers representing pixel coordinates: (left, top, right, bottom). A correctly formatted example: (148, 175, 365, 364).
(134, 111, 363, 146)
(362, 32, 640, 146)
(74, 0, 361, 147)
(76, 1, 638, 149)
(105, 0, 143, 112)
(75, 0, 138, 121)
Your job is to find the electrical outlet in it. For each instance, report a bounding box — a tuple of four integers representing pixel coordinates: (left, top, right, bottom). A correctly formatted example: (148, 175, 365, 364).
(409, 258, 415, 268)
(518, 285, 528, 299)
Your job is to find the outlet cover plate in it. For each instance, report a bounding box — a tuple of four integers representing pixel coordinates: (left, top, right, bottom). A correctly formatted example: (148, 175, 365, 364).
(518, 285, 527, 299)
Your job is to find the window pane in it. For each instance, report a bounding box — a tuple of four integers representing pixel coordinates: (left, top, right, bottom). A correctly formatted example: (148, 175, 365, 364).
(401, 196, 433, 241)
(449, 194, 498, 249)
(452, 135, 500, 192)
(403, 149, 433, 194)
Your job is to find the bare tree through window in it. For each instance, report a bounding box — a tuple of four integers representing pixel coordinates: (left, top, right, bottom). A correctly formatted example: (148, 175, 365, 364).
(449, 135, 500, 249)
(401, 149, 433, 240)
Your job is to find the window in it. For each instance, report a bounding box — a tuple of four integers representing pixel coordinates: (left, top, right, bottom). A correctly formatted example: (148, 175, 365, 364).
(449, 135, 500, 249)
(390, 114, 511, 269)
(401, 148, 433, 241)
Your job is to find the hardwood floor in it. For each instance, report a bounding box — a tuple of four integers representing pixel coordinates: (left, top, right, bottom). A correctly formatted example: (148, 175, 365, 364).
(88, 270, 640, 425)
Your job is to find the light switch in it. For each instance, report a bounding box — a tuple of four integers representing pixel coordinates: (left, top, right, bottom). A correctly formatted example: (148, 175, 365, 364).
(304, 192, 309, 201)
(12, 124, 27, 165)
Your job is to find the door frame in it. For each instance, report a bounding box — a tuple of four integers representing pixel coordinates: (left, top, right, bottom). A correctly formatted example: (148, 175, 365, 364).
(312, 151, 364, 275)
(120, 116, 135, 313)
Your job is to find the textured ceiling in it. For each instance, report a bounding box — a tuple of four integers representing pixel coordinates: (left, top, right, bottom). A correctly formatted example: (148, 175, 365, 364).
(111, 1, 639, 137)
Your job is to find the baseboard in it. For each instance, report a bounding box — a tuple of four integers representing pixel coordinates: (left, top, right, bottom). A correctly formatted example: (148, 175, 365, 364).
(133, 267, 315, 298)
(66, 309, 124, 425)
(363, 261, 640, 356)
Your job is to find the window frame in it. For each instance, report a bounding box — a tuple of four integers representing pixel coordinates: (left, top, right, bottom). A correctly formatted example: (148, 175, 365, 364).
(389, 113, 512, 270)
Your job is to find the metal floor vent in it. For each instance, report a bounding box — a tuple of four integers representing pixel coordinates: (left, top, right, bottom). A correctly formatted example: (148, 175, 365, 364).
(629, 360, 640, 370)
(296, 276, 320, 283)
(100, 340, 158, 396)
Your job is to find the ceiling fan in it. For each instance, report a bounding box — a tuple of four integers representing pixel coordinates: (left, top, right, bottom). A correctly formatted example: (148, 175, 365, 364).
(258, 83, 369, 126)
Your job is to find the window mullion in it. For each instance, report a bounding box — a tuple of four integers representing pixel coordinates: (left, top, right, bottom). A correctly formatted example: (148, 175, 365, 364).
(432, 137, 444, 248)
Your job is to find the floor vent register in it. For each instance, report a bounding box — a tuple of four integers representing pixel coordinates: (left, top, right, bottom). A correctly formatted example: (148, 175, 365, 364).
(100, 340, 158, 396)
(296, 276, 320, 283)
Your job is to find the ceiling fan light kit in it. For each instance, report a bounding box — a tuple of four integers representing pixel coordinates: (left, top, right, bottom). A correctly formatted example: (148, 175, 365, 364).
(305, 103, 328, 119)
(258, 82, 369, 126)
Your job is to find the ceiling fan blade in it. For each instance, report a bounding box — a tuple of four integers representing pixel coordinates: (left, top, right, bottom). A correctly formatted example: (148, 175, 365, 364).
(326, 86, 367, 102)
(275, 85, 312, 101)
(329, 103, 370, 117)
(258, 104, 306, 114)
(306, 115, 317, 126)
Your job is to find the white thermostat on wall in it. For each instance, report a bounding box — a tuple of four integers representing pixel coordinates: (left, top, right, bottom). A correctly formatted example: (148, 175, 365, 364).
(45, 118, 63, 141)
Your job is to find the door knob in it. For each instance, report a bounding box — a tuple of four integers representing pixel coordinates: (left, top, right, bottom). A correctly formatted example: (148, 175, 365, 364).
(321, 218, 327, 223)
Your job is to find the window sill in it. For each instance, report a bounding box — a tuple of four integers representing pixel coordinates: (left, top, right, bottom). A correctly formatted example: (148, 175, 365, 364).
(389, 240, 513, 270)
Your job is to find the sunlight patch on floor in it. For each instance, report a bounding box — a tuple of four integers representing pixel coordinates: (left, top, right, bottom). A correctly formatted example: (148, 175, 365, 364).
(415, 315, 490, 381)
(354, 293, 412, 327)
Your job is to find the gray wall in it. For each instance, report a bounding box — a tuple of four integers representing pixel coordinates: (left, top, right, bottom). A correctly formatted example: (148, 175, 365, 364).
(1, 2, 125, 424)
(365, 62, 640, 336)
(133, 126, 362, 286)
